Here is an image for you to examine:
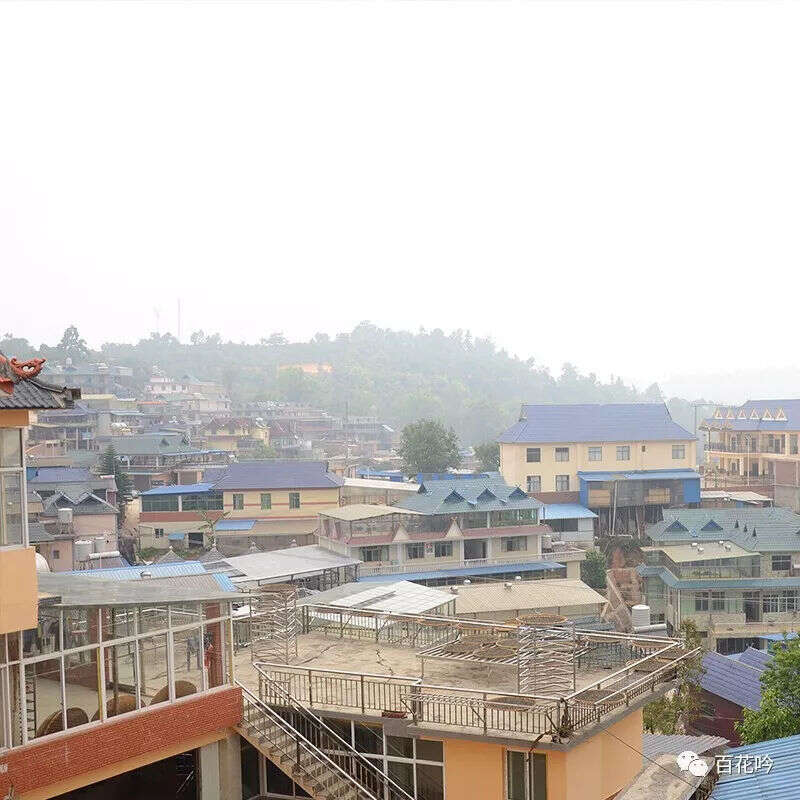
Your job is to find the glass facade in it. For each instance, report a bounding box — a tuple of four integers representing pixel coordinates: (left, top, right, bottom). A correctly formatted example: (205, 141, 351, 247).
(0, 600, 233, 750)
(0, 429, 24, 547)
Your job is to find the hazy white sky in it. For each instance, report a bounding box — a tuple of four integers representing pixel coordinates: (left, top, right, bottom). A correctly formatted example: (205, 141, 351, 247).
(2, 1, 799, 395)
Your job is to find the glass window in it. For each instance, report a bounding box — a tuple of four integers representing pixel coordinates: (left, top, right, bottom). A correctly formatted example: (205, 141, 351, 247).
(416, 763, 444, 800)
(554, 447, 569, 462)
(507, 751, 547, 800)
(354, 722, 383, 753)
(181, 492, 223, 511)
(406, 543, 425, 560)
(232, 493, 244, 510)
(260, 493, 272, 510)
(0, 429, 22, 467)
(360, 545, 389, 562)
(694, 592, 709, 612)
(64, 652, 98, 731)
(711, 591, 725, 611)
(526, 448, 541, 463)
(502, 536, 527, 553)
(138, 633, 170, 705)
(772, 554, 791, 571)
(0, 472, 23, 546)
(526, 475, 541, 493)
(616, 446, 630, 461)
(386, 734, 414, 758)
(672, 445, 686, 459)
(103, 641, 140, 717)
(173, 627, 204, 695)
(434, 541, 453, 558)
(289, 492, 301, 509)
(388, 761, 414, 796)
(555, 475, 569, 492)
(588, 446, 603, 461)
(141, 494, 180, 513)
(416, 739, 443, 762)
(64, 608, 99, 649)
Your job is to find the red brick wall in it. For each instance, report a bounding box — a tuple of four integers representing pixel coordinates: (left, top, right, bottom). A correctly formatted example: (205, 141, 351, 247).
(0, 686, 242, 797)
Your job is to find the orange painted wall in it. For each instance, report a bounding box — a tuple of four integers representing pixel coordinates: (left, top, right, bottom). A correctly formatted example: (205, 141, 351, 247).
(443, 738, 505, 800)
(0, 547, 37, 633)
(0, 410, 30, 428)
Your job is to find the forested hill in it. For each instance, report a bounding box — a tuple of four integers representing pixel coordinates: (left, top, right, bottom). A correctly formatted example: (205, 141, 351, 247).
(3, 324, 689, 446)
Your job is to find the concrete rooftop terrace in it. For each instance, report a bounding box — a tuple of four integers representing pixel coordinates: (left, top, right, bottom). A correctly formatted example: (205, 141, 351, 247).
(234, 607, 696, 744)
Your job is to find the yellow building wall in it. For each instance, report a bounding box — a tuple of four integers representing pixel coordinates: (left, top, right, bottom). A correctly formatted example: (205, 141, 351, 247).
(500, 439, 696, 493)
(443, 738, 505, 800)
(0, 547, 38, 634)
(223, 487, 340, 518)
(442, 708, 643, 800)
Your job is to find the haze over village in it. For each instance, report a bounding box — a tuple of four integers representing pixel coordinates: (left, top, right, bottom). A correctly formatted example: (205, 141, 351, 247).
(3, 2, 800, 800)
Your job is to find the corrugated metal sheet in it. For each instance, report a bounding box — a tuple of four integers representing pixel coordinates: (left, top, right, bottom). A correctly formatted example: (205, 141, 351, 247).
(212, 460, 343, 490)
(701, 651, 763, 710)
(225, 545, 359, 582)
(215, 519, 256, 531)
(541, 503, 597, 520)
(578, 469, 701, 482)
(65, 561, 207, 580)
(499, 402, 693, 443)
(710, 733, 800, 799)
(737, 647, 772, 671)
(357, 560, 565, 583)
(642, 733, 728, 760)
(141, 483, 215, 495)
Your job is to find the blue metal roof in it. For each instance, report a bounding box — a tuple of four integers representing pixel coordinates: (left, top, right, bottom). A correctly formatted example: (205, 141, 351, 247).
(215, 519, 257, 531)
(701, 651, 763, 710)
(542, 503, 597, 520)
(758, 632, 798, 642)
(210, 572, 237, 591)
(358, 561, 565, 583)
(578, 469, 700, 482)
(212, 460, 343, 490)
(27, 466, 93, 483)
(737, 647, 773, 670)
(710, 733, 800, 799)
(65, 561, 207, 580)
(499, 402, 694, 444)
(141, 483, 215, 496)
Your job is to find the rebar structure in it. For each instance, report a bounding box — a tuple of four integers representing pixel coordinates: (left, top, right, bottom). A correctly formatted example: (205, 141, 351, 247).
(516, 614, 577, 696)
(250, 584, 299, 664)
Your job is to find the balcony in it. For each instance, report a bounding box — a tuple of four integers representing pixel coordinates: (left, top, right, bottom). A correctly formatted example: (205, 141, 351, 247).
(358, 549, 586, 576)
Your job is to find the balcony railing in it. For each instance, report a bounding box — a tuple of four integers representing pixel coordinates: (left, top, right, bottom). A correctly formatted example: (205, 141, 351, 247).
(358, 550, 586, 576)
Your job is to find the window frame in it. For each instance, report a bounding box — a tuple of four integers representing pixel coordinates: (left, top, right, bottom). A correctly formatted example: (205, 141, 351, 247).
(433, 541, 453, 558)
(554, 447, 569, 462)
(554, 475, 570, 492)
(771, 554, 791, 572)
(232, 493, 244, 510)
(616, 445, 631, 461)
(406, 543, 425, 560)
(672, 445, 686, 460)
(526, 476, 541, 493)
(260, 493, 272, 510)
(288, 492, 301, 510)
(526, 448, 541, 463)
(587, 446, 603, 462)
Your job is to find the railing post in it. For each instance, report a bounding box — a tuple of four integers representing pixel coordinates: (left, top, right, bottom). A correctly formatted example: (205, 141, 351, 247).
(482, 692, 488, 735)
(295, 733, 301, 768)
(360, 674, 366, 714)
(308, 669, 313, 706)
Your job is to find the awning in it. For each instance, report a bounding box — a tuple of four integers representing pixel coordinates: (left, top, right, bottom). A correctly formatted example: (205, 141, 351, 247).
(357, 560, 565, 583)
(215, 519, 257, 531)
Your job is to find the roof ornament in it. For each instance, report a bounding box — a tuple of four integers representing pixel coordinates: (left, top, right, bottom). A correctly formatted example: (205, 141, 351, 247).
(734, 520, 739, 529)
(752, 527, 757, 537)
(743, 524, 747, 533)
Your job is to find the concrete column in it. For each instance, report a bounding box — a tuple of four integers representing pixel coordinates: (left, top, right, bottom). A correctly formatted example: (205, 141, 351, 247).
(218, 732, 243, 800)
(198, 741, 221, 800)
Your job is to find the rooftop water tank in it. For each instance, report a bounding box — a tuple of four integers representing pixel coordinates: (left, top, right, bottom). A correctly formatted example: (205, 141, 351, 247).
(73, 539, 93, 563)
(35, 552, 51, 572)
(631, 604, 651, 628)
(57, 507, 74, 526)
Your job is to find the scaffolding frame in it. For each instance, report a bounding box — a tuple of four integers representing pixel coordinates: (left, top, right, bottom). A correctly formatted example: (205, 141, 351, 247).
(250, 584, 299, 664)
(516, 618, 577, 696)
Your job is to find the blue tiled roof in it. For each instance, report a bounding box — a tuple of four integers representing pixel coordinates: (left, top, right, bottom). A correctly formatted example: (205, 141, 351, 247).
(542, 503, 597, 520)
(394, 473, 542, 516)
(647, 507, 800, 552)
(498, 402, 693, 444)
(737, 647, 773, 671)
(141, 483, 215, 496)
(637, 564, 800, 590)
(701, 651, 763, 710)
(578, 469, 700, 482)
(27, 466, 93, 483)
(211, 460, 343, 490)
(758, 632, 798, 642)
(710, 733, 800, 799)
(215, 519, 257, 531)
(704, 399, 800, 433)
(358, 561, 565, 583)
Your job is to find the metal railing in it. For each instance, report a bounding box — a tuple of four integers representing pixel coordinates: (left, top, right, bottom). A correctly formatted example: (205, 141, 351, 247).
(358, 550, 586, 576)
(239, 682, 415, 800)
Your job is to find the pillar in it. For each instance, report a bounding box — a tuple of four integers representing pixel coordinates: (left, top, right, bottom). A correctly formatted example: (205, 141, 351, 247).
(198, 741, 221, 800)
(218, 732, 243, 800)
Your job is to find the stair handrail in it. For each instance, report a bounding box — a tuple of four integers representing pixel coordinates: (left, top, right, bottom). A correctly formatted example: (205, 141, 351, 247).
(239, 678, 416, 800)
(239, 684, 383, 800)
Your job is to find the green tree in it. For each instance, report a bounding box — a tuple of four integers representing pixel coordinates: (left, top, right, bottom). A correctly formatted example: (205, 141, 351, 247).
(398, 419, 461, 475)
(737, 638, 800, 743)
(250, 441, 278, 459)
(474, 442, 500, 472)
(643, 620, 705, 734)
(58, 325, 90, 361)
(98, 445, 134, 518)
(580, 549, 607, 590)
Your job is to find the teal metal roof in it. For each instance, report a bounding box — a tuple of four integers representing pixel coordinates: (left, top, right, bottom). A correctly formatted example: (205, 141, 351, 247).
(394, 473, 542, 516)
(648, 507, 800, 553)
(578, 469, 700, 482)
(542, 503, 597, 520)
(638, 564, 800, 590)
(710, 733, 800, 799)
(358, 561, 564, 583)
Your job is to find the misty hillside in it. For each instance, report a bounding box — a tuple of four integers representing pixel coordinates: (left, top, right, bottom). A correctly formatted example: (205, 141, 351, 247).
(3, 324, 699, 445)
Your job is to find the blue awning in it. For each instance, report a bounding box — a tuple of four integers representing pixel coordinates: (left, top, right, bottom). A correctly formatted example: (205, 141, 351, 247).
(168, 532, 185, 541)
(358, 560, 565, 583)
(215, 519, 257, 531)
